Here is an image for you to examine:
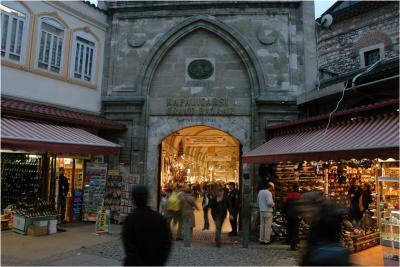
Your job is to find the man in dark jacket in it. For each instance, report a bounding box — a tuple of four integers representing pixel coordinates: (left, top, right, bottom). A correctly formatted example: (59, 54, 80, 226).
(282, 184, 303, 250)
(209, 188, 233, 247)
(58, 167, 69, 223)
(227, 182, 240, 236)
(201, 186, 210, 230)
(122, 185, 171, 266)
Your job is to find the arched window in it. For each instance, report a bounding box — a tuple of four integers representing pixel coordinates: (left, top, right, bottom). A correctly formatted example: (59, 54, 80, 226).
(0, 2, 30, 63)
(36, 17, 66, 74)
(70, 30, 97, 83)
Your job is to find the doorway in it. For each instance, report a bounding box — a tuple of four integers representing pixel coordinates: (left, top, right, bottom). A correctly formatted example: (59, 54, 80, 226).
(159, 125, 241, 235)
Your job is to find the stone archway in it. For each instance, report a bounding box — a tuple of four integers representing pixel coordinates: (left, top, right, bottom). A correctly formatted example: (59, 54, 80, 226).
(141, 15, 260, 207)
(147, 117, 251, 208)
(136, 14, 265, 96)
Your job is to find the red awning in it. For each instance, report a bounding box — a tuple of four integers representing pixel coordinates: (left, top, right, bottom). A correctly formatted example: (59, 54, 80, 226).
(1, 119, 120, 154)
(243, 113, 399, 163)
(1, 96, 125, 130)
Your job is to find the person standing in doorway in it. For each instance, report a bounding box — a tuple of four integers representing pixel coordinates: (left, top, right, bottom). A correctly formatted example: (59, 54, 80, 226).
(58, 167, 69, 224)
(210, 188, 233, 247)
(122, 185, 171, 266)
(348, 179, 363, 226)
(202, 186, 210, 231)
(227, 182, 240, 236)
(257, 182, 275, 245)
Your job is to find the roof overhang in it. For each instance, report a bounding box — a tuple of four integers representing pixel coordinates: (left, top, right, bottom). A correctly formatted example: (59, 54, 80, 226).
(1, 119, 121, 155)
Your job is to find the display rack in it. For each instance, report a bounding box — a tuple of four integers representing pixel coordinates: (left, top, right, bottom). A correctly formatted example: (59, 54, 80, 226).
(1, 153, 43, 210)
(82, 163, 108, 222)
(378, 176, 400, 247)
(377, 159, 399, 265)
(273, 162, 324, 199)
(104, 172, 123, 223)
(119, 174, 141, 223)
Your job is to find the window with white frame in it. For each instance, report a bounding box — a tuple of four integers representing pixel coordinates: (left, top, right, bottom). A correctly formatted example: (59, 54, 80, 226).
(37, 17, 65, 74)
(71, 32, 96, 83)
(1, 3, 29, 63)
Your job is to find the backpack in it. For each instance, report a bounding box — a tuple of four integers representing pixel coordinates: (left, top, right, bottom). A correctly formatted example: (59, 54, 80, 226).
(167, 192, 181, 212)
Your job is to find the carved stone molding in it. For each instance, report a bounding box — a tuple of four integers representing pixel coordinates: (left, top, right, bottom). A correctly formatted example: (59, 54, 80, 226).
(257, 27, 277, 45)
(127, 32, 146, 47)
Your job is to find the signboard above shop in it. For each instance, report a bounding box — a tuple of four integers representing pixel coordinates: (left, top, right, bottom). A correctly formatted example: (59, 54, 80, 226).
(206, 155, 232, 161)
(184, 136, 228, 147)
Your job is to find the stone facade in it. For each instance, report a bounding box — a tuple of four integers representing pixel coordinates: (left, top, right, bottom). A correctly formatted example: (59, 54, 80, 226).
(101, 1, 317, 207)
(317, 2, 399, 76)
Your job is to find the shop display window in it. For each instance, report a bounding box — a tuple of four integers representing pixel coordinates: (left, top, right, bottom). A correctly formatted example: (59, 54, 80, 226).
(377, 161, 399, 265)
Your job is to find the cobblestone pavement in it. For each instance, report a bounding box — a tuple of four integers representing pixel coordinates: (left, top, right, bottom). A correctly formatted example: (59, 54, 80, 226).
(33, 235, 300, 266)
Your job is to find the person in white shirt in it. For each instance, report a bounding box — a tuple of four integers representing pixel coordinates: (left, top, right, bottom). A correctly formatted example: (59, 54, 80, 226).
(257, 182, 275, 244)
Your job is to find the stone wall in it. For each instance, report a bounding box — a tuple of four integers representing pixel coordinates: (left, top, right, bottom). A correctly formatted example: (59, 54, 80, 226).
(101, 1, 316, 207)
(317, 2, 399, 75)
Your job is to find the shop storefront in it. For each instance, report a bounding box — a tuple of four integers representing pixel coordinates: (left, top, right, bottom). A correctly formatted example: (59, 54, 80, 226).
(243, 104, 399, 261)
(1, 118, 122, 235)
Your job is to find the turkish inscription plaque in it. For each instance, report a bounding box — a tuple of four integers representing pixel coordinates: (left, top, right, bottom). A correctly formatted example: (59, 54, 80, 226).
(166, 97, 234, 115)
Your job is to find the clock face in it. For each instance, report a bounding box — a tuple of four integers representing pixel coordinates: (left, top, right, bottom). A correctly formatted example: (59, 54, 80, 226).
(187, 59, 214, 80)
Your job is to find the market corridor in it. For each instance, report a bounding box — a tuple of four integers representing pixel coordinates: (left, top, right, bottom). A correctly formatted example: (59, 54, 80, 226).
(169, 197, 234, 242)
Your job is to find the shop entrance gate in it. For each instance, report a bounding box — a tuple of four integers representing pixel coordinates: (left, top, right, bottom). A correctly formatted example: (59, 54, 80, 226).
(157, 125, 242, 240)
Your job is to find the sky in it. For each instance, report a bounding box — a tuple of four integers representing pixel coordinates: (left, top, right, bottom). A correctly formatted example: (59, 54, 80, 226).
(314, 0, 337, 18)
(87, 0, 337, 19)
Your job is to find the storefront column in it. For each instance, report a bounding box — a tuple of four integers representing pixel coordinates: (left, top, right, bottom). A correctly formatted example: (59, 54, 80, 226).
(49, 155, 57, 209)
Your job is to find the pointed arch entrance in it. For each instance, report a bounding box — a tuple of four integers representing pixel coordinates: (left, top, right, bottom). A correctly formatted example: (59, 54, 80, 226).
(159, 125, 241, 235)
(143, 15, 257, 208)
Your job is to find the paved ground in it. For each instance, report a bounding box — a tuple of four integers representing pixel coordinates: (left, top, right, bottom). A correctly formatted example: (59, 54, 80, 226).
(1, 217, 384, 266)
(28, 235, 300, 266)
(2, 223, 299, 266)
(1, 223, 122, 266)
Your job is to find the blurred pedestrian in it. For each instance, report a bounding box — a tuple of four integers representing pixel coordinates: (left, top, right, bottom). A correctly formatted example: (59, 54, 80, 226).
(202, 186, 210, 230)
(282, 184, 303, 250)
(227, 182, 240, 236)
(210, 188, 233, 247)
(299, 191, 350, 266)
(122, 185, 171, 266)
(161, 188, 172, 220)
(180, 188, 198, 247)
(257, 182, 275, 245)
(167, 186, 183, 240)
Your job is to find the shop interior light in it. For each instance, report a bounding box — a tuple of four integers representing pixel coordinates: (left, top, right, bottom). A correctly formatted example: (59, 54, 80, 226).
(28, 154, 40, 159)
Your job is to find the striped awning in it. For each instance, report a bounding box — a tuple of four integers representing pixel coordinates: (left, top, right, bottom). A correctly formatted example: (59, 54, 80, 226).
(1, 118, 120, 154)
(243, 113, 399, 163)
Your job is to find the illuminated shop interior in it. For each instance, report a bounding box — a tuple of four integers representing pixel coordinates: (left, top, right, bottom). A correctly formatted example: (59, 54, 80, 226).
(160, 126, 240, 188)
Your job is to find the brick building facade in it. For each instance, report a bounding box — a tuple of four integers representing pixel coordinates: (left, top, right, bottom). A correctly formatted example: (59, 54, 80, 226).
(317, 1, 399, 76)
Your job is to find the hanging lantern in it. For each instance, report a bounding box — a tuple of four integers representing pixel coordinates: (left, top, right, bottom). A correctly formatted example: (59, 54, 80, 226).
(178, 140, 184, 158)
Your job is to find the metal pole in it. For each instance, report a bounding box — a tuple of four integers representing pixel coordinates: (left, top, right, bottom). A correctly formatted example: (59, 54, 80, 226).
(241, 173, 251, 248)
